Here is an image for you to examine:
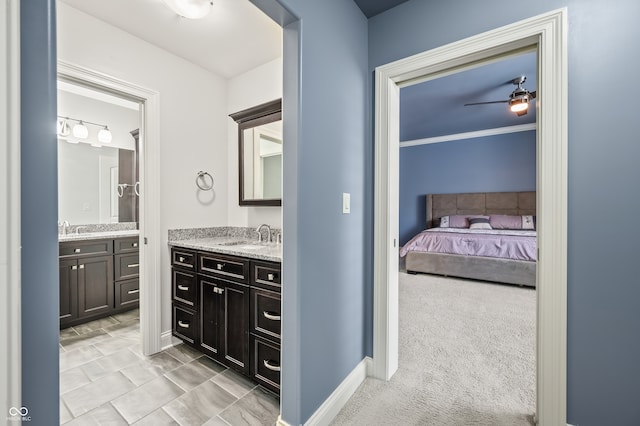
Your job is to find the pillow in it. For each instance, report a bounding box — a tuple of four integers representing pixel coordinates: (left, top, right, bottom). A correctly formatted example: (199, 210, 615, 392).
(469, 216, 492, 230)
(439, 215, 469, 228)
(489, 214, 537, 230)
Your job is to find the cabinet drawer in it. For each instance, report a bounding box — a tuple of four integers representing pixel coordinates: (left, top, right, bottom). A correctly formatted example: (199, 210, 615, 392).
(250, 335, 280, 394)
(173, 305, 198, 345)
(199, 252, 249, 283)
(251, 261, 281, 292)
(115, 253, 139, 281)
(115, 278, 139, 308)
(172, 248, 196, 269)
(250, 288, 281, 341)
(173, 269, 197, 307)
(60, 240, 113, 258)
(114, 237, 139, 253)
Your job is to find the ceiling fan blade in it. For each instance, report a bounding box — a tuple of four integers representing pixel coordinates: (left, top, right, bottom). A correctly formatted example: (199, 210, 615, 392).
(464, 100, 509, 106)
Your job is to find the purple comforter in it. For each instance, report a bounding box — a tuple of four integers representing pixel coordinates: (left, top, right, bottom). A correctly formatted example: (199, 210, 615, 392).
(400, 228, 537, 262)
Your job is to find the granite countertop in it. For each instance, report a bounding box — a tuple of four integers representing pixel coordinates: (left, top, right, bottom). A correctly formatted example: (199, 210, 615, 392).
(59, 229, 140, 243)
(169, 237, 282, 262)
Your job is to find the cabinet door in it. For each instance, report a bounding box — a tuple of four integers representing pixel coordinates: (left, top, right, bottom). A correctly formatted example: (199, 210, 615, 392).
(221, 280, 250, 374)
(78, 255, 114, 318)
(59, 259, 78, 325)
(199, 278, 223, 359)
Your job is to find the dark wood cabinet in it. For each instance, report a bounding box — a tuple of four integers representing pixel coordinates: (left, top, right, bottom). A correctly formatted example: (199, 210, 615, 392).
(77, 254, 114, 319)
(171, 246, 280, 393)
(60, 236, 139, 328)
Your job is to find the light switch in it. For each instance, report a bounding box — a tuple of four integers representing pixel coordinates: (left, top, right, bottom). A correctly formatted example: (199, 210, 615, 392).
(342, 193, 351, 214)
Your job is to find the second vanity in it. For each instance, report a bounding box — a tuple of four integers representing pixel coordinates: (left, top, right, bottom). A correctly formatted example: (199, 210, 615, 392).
(169, 230, 282, 394)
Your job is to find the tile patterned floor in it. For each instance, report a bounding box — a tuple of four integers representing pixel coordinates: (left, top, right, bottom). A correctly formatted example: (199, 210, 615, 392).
(59, 310, 280, 425)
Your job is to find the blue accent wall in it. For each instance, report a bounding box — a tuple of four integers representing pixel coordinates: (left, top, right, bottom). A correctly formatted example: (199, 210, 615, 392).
(20, 0, 59, 424)
(253, 1, 370, 424)
(399, 131, 536, 245)
(370, 1, 640, 424)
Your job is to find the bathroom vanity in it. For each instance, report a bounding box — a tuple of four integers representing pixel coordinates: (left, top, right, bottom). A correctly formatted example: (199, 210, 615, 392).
(59, 230, 140, 328)
(170, 234, 282, 394)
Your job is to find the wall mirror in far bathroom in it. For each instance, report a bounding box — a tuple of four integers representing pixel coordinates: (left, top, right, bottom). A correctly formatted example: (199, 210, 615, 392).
(230, 99, 282, 206)
(57, 79, 141, 225)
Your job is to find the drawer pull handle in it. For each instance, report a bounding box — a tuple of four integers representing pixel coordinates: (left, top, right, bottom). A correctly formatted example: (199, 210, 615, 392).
(74, 248, 81, 253)
(132, 242, 138, 248)
(127, 263, 139, 268)
(267, 273, 275, 281)
(179, 256, 185, 262)
(127, 289, 140, 295)
(71, 265, 78, 270)
(263, 359, 281, 372)
(177, 285, 189, 291)
(216, 263, 225, 270)
(214, 287, 225, 294)
(178, 320, 190, 329)
(79, 264, 84, 269)
(263, 311, 281, 321)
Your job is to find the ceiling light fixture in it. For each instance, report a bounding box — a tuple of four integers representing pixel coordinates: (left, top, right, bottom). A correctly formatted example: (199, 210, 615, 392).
(509, 95, 529, 114)
(57, 116, 113, 143)
(162, 0, 213, 19)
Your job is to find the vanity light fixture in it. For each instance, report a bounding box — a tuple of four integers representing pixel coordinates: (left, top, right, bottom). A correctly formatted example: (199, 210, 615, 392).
(72, 121, 89, 139)
(98, 126, 113, 144)
(57, 116, 113, 143)
(162, 0, 213, 19)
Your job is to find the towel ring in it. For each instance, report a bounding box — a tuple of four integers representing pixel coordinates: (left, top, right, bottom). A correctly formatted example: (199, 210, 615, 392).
(196, 171, 214, 191)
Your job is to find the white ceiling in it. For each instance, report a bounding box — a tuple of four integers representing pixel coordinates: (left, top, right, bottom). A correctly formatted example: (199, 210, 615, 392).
(59, 0, 282, 79)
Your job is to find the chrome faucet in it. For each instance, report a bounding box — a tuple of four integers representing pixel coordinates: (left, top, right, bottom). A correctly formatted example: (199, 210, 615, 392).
(60, 220, 70, 236)
(75, 226, 87, 235)
(256, 224, 272, 243)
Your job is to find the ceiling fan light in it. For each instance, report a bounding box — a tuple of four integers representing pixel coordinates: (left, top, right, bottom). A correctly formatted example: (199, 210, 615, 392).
(509, 97, 529, 113)
(163, 0, 212, 19)
(98, 126, 113, 143)
(72, 121, 89, 139)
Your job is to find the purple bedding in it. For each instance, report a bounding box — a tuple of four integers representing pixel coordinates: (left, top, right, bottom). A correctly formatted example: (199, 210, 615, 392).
(400, 227, 537, 262)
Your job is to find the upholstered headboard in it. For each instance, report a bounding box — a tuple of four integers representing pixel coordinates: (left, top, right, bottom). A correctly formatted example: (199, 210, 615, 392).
(426, 191, 536, 229)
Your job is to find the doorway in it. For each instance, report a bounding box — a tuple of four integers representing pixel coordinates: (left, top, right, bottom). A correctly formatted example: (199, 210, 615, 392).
(57, 61, 163, 357)
(372, 9, 568, 425)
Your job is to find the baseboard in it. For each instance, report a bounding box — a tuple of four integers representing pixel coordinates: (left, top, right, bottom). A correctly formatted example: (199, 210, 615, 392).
(272, 356, 370, 426)
(160, 330, 181, 350)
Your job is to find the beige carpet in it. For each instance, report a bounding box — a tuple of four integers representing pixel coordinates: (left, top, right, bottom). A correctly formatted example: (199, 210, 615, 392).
(332, 272, 536, 426)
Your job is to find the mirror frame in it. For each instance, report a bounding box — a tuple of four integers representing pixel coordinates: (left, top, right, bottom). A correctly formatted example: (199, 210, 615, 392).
(230, 98, 282, 206)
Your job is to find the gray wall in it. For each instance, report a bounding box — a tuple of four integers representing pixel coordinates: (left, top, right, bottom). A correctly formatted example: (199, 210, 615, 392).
(369, 1, 640, 424)
(20, 0, 60, 424)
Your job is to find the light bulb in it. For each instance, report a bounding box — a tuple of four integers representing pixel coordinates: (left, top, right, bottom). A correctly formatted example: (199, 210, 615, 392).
(98, 126, 113, 143)
(72, 121, 89, 139)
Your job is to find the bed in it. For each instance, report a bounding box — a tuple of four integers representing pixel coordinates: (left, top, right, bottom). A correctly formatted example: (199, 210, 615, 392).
(401, 191, 537, 287)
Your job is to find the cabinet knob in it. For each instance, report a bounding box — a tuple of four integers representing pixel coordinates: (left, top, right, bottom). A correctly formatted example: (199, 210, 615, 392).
(71, 265, 77, 270)
(263, 359, 281, 372)
(179, 256, 185, 262)
(74, 248, 81, 253)
(178, 320, 190, 329)
(132, 242, 138, 248)
(267, 273, 275, 281)
(214, 287, 225, 294)
(216, 263, 225, 270)
(263, 311, 281, 321)
(79, 264, 84, 269)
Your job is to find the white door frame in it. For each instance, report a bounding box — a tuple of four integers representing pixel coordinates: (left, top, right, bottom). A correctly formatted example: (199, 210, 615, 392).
(1, 0, 22, 416)
(57, 61, 162, 356)
(373, 8, 568, 425)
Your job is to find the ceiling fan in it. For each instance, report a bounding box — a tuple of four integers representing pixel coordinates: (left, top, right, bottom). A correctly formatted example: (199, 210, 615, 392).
(464, 76, 536, 116)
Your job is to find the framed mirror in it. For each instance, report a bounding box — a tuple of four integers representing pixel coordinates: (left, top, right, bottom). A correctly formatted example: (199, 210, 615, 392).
(230, 99, 282, 206)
